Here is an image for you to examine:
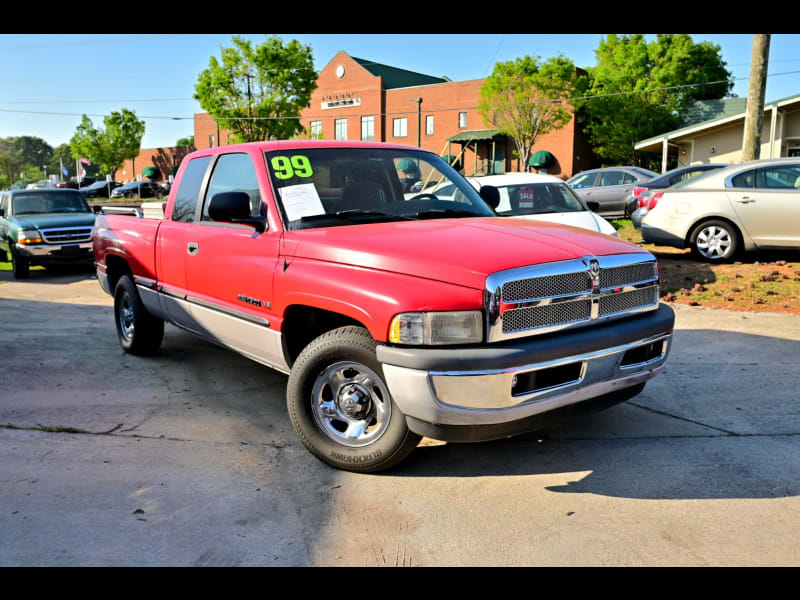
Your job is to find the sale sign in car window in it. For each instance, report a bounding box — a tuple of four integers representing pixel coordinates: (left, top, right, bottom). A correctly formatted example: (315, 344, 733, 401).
(518, 187, 535, 209)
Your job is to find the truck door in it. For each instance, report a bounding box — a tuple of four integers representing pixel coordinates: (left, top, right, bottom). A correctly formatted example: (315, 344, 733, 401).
(182, 151, 285, 371)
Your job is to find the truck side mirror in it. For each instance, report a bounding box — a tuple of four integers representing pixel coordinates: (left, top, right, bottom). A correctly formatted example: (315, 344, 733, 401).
(479, 185, 500, 210)
(586, 201, 600, 212)
(208, 192, 267, 233)
(0, 208, 4, 217)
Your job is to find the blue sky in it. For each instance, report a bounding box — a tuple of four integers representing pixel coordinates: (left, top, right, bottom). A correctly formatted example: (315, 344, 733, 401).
(1, 33, 798, 152)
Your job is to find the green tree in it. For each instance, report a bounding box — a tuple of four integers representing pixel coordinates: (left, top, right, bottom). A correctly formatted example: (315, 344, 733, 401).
(48, 143, 76, 180)
(176, 135, 195, 148)
(478, 55, 585, 170)
(579, 34, 732, 165)
(194, 35, 318, 143)
(69, 108, 145, 180)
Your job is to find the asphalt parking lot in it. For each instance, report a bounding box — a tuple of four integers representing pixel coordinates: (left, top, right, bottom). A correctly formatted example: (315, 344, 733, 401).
(1, 268, 799, 566)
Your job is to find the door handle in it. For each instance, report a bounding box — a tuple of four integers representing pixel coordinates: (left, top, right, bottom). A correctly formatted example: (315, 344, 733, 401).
(187, 242, 199, 255)
(736, 197, 755, 204)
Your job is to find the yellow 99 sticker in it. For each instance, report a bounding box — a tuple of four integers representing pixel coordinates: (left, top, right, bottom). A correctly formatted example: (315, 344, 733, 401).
(271, 155, 314, 179)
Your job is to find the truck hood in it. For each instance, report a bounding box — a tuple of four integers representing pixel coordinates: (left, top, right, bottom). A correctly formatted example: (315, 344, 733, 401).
(282, 217, 645, 290)
(11, 212, 96, 231)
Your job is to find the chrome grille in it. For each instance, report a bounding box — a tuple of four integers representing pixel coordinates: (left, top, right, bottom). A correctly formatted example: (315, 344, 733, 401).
(502, 272, 591, 302)
(485, 254, 661, 342)
(600, 263, 658, 289)
(599, 287, 659, 317)
(40, 227, 94, 244)
(502, 300, 592, 333)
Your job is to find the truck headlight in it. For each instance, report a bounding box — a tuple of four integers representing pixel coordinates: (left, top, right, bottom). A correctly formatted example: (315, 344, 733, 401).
(17, 230, 43, 245)
(389, 311, 483, 345)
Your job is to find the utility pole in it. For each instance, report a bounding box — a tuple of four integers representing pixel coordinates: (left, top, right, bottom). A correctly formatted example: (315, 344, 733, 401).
(741, 34, 771, 162)
(410, 98, 422, 147)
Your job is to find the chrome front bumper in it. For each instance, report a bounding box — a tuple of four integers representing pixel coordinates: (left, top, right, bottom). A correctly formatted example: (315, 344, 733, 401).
(15, 242, 93, 260)
(378, 304, 674, 441)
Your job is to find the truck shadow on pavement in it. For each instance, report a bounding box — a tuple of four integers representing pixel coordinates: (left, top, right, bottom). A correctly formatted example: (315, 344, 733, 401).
(0, 263, 96, 284)
(389, 326, 800, 500)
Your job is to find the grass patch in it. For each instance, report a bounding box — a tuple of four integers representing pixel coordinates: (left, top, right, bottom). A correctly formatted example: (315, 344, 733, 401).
(612, 219, 800, 314)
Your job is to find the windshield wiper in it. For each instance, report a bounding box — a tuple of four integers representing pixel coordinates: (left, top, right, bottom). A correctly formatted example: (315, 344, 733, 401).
(414, 209, 482, 220)
(335, 209, 416, 220)
(290, 210, 417, 229)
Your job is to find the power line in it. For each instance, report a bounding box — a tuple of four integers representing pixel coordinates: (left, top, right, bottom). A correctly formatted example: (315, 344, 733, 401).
(0, 34, 181, 52)
(0, 69, 798, 122)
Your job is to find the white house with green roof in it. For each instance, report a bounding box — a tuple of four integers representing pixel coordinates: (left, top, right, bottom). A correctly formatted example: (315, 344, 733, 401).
(635, 93, 800, 172)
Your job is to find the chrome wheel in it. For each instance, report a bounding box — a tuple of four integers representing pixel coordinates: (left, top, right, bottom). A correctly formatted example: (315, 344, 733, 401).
(118, 291, 135, 342)
(695, 224, 733, 260)
(311, 360, 392, 448)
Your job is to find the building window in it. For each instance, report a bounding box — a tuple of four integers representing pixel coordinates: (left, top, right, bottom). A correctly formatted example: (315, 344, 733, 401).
(310, 121, 322, 139)
(361, 116, 374, 141)
(335, 119, 347, 141)
(209, 134, 215, 148)
(426, 115, 434, 135)
(458, 112, 467, 129)
(393, 117, 408, 138)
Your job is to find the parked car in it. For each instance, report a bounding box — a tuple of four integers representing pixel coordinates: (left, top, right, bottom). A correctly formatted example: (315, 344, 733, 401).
(628, 164, 729, 226)
(567, 167, 658, 218)
(80, 180, 123, 199)
(469, 173, 619, 237)
(640, 158, 800, 261)
(26, 180, 53, 189)
(110, 181, 164, 199)
(0, 188, 96, 278)
(56, 177, 97, 190)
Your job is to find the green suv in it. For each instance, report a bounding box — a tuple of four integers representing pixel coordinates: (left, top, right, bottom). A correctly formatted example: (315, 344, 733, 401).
(0, 188, 96, 279)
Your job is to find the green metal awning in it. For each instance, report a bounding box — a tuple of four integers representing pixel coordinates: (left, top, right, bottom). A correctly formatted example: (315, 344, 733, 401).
(447, 129, 502, 143)
(529, 150, 555, 168)
(142, 166, 160, 179)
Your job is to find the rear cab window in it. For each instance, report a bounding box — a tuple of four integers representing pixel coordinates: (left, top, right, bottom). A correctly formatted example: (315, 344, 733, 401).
(172, 156, 212, 222)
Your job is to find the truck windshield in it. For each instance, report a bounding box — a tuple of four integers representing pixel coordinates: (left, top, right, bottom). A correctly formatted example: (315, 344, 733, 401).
(494, 182, 587, 216)
(264, 147, 495, 230)
(12, 191, 91, 215)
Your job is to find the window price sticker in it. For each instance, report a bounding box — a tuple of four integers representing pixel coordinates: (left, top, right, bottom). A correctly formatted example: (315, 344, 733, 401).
(279, 183, 326, 221)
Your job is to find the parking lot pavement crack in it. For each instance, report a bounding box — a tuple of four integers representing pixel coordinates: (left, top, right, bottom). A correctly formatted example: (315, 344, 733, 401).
(626, 401, 741, 436)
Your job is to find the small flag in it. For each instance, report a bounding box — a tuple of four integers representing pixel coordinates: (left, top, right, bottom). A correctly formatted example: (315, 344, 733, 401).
(60, 158, 68, 176)
(80, 157, 92, 166)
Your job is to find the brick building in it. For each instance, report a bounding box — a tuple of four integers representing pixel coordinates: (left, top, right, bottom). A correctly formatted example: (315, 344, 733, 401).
(193, 50, 598, 178)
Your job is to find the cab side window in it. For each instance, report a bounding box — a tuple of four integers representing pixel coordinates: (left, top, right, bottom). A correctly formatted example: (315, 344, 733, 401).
(202, 153, 263, 221)
(0, 193, 7, 216)
(172, 156, 212, 222)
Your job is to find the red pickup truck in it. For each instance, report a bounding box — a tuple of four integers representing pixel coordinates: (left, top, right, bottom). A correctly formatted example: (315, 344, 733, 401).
(93, 141, 675, 472)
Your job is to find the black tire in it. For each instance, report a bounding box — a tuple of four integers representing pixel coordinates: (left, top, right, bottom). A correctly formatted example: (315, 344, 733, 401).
(689, 219, 739, 262)
(10, 246, 29, 279)
(286, 326, 421, 473)
(113, 274, 164, 355)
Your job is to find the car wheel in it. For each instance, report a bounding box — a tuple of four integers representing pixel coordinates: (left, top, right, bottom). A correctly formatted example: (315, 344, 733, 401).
(114, 275, 164, 355)
(690, 220, 739, 262)
(286, 326, 421, 473)
(10, 246, 29, 279)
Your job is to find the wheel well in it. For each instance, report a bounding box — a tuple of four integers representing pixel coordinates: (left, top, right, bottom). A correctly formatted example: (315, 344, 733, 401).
(104, 254, 132, 293)
(281, 305, 366, 367)
(686, 216, 744, 248)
